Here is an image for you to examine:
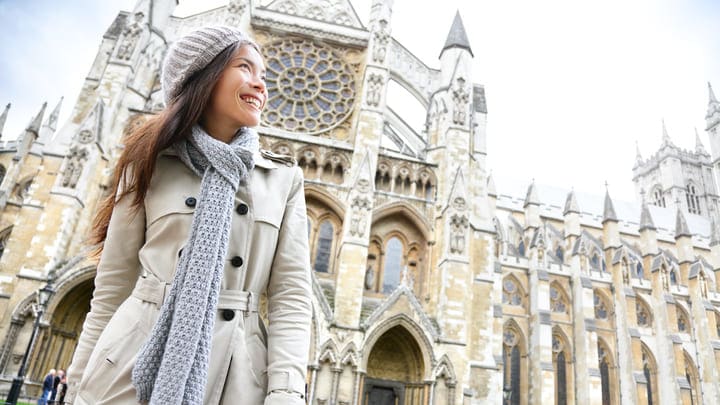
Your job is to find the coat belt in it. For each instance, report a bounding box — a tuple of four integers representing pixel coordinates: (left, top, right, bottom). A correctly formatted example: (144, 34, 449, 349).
(131, 275, 259, 312)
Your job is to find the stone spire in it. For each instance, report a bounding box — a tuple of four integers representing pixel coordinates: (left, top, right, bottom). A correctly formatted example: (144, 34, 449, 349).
(661, 118, 673, 147)
(710, 81, 718, 104)
(602, 188, 618, 223)
(26, 102, 47, 136)
(563, 189, 580, 215)
(441, 11, 473, 57)
(639, 200, 656, 232)
(0, 103, 9, 139)
(524, 180, 540, 207)
(695, 128, 708, 155)
(43, 97, 63, 132)
(486, 172, 496, 197)
(674, 206, 692, 239)
(635, 140, 643, 164)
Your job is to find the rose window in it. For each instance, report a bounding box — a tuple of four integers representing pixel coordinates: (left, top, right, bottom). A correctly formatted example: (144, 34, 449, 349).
(262, 39, 356, 134)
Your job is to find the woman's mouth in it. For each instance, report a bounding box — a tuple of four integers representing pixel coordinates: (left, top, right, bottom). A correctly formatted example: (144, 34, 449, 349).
(240, 95, 262, 110)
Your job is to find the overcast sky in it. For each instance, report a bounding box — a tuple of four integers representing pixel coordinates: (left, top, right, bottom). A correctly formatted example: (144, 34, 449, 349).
(1, 0, 718, 202)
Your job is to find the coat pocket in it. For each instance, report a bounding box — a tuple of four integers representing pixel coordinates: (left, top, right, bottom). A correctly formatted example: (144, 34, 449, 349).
(247, 334, 268, 389)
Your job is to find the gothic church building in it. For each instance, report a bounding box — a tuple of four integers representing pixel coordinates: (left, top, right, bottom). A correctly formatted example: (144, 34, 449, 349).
(0, 0, 718, 404)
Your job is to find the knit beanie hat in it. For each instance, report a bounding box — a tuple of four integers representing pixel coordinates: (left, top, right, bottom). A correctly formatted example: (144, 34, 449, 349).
(161, 26, 255, 105)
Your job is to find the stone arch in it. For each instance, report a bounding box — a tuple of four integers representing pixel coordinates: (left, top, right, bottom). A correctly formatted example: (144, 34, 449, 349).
(297, 145, 320, 179)
(549, 281, 570, 315)
(433, 354, 457, 405)
(362, 314, 434, 380)
(372, 201, 432, 241)
(640, 342, 658, 404)
(635, 295, 653, 327)
(305, 184, 346, 220)
(502, 318, 527, 405)
(314, 339, 339, 404)
(339, 342, 359, 368)
(552, 326, 573, 405)
(269, 141, 294, 157)
(362, 317, 433, 404)
(502, 274, 527, 309)
(388, 72, 430, 108)
(593, 288, 613, 320)
(317, 339, 339, 366)
(683, 350, 701, 404)
(675, 303, 691, 334)
(597, 336, 617, 405)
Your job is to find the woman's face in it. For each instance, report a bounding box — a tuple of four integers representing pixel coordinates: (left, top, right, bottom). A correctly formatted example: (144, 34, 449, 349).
(202, 44, 267, 140)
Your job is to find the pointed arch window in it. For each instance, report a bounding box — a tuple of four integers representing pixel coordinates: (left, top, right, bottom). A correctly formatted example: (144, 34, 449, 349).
(313, 220, 334, 273)
(652, 186, 665, 208)
(636, 300, 652, 327)
(555, 246, 564, 262)
(0, 165, 5, 186)
(550, 284, 569, 314)
(382, 237, 403, 293)
(636, 261, 645, 279)
(597, 341, 612, 405)
(518, 240, 525, 257)
(642, 347, 657, 405)
(552, 333, 569, 405)
(0, 228, 10, 259)
(503, 277, 524, 307)
(594, 292, 609, 319)
(669, 269, 678, 285)
(685, 352, 700, 405)
(503, 327, 522, 405)
(686, 183, 701, 215)
(677, 308, 690, 333)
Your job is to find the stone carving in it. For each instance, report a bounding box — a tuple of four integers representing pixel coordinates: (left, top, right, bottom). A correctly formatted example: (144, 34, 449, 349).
(225, 0, 247, 25)
(622, 261, 630, 285)
(116, 12, 144, 61)
(349, 195, 371, 237)
(449, 214, 468, 254)
(366, 73, 384, 107)
(372, 20, 389, 63)
(77, 129, 94, 144)
(661, 268, 670, 291)
(451, 196, 466, 211)
(62, 146, 88, 188)
(699, 272, 708, 298)
(364, 265, 374, 290)
(452, 77, 469, 126)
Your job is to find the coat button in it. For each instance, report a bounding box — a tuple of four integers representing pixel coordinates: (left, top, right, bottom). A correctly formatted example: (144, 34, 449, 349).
(231, 256, 244, 267)
(222, 309, 235, 321)
(185, 197, 197, 208)
(236, 203, 249, 215)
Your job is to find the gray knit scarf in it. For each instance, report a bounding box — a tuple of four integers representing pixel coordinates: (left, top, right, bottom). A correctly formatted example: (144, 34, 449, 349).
(131, 125, 259, 404)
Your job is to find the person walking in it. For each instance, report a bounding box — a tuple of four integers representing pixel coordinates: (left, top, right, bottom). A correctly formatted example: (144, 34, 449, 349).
(49, 369, 64, 404)
(37, 369, 55, 405)
(65, 26, 311, 404)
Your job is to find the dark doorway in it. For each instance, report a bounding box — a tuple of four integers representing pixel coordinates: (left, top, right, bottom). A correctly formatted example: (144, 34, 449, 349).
(364, 378, 403, 405)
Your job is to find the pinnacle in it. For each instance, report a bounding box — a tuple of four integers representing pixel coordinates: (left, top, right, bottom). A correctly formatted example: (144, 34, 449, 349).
(441, 11, 473, 58)
(602, 189, 618, 224)
(523, 180, 540, 207)
(710, 82, 718, 104)
(639, 200, 656, 232)
(563, 190, 580, 215)
(674, 206, 692, 239)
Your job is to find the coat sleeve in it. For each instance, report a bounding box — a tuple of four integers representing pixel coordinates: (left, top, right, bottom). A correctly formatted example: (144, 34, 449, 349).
(264, 166, 312, 405)
(65, 190, 145, 400)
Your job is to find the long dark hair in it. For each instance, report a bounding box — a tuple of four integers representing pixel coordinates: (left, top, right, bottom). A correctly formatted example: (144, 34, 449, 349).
(89, 40, 259, 257)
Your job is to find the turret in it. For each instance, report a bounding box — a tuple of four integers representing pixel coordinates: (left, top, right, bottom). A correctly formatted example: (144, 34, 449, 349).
(563, 189, 581, 239)
(674, 206, 694, 264)
(602, 188, 620, 248)
(31, 97, 63, 155)
(638, 196, 659, 257)
(523, 181, 541, 230)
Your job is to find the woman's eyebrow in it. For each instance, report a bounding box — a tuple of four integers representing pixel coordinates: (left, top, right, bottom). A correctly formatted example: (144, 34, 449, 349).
(234, 57, 266, 75)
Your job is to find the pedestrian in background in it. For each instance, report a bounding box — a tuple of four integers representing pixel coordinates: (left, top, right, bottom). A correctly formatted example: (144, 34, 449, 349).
(37, 369, 55, 405)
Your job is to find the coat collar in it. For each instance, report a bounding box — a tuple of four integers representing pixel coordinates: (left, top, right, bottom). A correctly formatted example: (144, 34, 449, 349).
(253, 150, 277, 170)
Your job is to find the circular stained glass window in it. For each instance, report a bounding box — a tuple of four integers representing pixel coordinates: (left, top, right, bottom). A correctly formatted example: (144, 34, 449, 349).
(262, 39, 356, 134)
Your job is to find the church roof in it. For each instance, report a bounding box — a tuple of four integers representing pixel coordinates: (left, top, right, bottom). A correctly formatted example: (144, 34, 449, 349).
(441, 11, 473, 57)
(494, 176, 712, 242)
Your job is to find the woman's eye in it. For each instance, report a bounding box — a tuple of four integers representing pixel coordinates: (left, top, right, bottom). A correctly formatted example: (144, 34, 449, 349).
(238, 63, 250, 70)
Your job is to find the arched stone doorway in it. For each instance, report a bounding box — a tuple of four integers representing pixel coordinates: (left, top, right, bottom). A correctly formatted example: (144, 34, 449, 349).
(28, 278, 93, 381)
(363, 325, 427, 405)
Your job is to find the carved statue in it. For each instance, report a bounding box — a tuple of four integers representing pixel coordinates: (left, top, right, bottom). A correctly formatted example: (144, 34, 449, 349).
(661, 268, 670, 291)
(452, 77, 469, 126)
(116, 12, 144, 61)
(699, 272, 709, 298)
(349, 196, 370, 237)
(62, 146, 88, 188)
(226, 0, 248, 25)
(364, 265, 374, 290)
(366, 74, 384, 107)
(372, 20, 389, 63)
(449, 214, 468, 255)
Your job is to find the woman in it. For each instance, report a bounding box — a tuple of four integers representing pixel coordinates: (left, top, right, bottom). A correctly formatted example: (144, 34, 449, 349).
(66, 26, 311, 405)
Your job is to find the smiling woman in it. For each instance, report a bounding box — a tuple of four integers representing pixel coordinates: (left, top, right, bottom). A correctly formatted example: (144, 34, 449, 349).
(65, 26, 311, 405)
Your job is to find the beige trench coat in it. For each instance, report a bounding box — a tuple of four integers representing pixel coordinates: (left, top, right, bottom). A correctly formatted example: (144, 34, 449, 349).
(66, 150, 312, 405)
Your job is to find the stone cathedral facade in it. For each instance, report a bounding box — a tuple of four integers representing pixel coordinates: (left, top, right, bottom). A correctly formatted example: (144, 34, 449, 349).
(0, 0, 718, 404)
